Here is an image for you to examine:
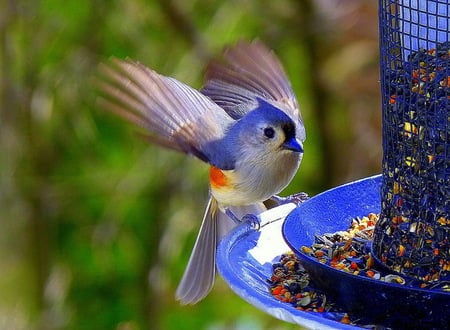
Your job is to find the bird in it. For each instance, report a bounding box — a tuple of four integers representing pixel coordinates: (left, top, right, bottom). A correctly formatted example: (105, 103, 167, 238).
(97, 40, 306, 305)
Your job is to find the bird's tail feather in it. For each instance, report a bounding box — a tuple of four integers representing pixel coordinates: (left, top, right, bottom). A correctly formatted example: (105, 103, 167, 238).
(175, 198, 266, 304)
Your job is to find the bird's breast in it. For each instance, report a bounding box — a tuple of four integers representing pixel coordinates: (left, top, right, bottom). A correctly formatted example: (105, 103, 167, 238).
(209, 166, 229, 189)
(209, 151, 301, 206)
(209, 166, 240, 205)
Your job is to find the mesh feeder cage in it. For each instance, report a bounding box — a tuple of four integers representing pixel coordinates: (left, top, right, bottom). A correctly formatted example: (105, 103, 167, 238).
(374, 0, 450, 284)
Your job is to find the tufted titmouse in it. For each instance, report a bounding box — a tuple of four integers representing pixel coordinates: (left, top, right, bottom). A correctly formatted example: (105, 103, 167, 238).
(97, 40, 306, 304)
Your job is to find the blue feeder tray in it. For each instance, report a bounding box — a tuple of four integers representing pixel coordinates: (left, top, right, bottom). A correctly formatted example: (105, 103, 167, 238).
(217, 175, 450, 329)
(216, 187, 371, 329)
(283, 175, 450, 329)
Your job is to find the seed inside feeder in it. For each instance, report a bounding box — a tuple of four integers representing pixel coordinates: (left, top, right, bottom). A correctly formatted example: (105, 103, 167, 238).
(374, 41, 450, 283)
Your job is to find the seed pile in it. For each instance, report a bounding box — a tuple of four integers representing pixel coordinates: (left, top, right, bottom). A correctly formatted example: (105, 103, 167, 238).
(269, 213, 450, 327)
(301, 214, 384, 280)
(268, 252, 351, 325)
(299, 213, 449, 290)
(375, 41, 450, 282)
(269, 252, 327, 312)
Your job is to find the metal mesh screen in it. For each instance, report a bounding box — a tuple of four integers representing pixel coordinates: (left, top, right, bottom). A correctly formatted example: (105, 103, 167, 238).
(374, 0, 450, 283)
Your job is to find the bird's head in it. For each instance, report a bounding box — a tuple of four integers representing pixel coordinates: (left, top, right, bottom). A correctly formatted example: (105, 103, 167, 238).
(233, 98, 303, 156)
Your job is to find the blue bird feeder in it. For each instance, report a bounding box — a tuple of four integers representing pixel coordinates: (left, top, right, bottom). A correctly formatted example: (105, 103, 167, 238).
(283, 176, 450, 329)
(217, 1, 450, 329)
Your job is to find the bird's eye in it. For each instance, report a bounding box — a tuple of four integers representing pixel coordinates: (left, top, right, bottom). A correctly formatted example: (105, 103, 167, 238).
(264, 127, 275, 139)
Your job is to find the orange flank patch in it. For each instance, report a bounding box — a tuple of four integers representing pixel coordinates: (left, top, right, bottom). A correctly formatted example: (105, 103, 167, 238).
(209, 166, 228, 188)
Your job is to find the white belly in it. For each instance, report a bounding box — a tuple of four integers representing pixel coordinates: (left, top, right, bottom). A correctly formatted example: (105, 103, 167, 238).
(211, 152, 301, 206)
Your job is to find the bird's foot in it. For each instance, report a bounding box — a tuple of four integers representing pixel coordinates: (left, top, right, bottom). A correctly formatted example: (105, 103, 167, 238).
(224, 208, 261, 230)
(242, 213, 260, 230)
(270, 192, 309, 206)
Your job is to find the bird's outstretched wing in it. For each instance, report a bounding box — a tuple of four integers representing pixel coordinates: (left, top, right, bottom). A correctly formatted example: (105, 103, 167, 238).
(97, 58, 235, 164)
(201, 40, 302, 127)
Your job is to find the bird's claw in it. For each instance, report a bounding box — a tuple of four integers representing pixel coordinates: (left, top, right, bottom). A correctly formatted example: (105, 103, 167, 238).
(224, 208, 261, 230)
(287, 192, 310, 205)
(242, 213, 260, 230)
(271, 192, 309, 206)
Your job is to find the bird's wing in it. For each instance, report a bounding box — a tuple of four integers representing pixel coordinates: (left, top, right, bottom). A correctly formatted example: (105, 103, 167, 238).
(97, 58, 235, 165)
(201, 40, 301, 123)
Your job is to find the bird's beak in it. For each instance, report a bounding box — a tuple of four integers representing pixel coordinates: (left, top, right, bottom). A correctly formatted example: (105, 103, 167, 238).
(283, 137, 303, 153)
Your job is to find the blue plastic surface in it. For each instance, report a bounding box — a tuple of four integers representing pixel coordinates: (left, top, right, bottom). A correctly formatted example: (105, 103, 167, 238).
(283, 175, 450, 329)
(216, 201, 361, 329)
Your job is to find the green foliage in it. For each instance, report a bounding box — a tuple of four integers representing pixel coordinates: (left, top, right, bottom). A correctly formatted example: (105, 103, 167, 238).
(0, 1, 380, 329)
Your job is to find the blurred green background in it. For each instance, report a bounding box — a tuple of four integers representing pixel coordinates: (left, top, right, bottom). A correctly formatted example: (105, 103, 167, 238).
(0, 1, 381, 329)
